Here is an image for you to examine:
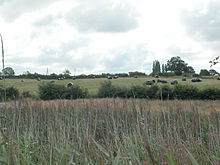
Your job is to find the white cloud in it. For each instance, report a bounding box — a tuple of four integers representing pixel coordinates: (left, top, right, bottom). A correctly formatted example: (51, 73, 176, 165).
(0, 0, 59, 22)
(0, 0, 220, 75)
(65, 0, 138, 33)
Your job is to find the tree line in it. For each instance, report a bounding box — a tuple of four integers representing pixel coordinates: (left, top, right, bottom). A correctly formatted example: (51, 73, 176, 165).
(152, 56, 219, 77)
(0, 56, 219, 79)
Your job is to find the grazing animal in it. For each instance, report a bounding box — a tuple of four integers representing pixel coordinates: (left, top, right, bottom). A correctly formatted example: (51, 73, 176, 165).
(146, 80, 155, 85)
(171, 80, 178, 85)
(191, 78, 202, 82)
(158, 79, 167, 83)
(107, 76, 112, 79)
(161, 80, 167, 83)
(182, 77, 186, 81)
(67, 82, 73, 87)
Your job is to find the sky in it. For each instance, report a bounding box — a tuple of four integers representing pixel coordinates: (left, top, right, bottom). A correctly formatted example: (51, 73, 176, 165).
(0, 0, 220, 75)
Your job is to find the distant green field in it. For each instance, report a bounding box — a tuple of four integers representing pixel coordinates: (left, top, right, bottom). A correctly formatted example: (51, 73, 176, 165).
(0, 77, 220, 96)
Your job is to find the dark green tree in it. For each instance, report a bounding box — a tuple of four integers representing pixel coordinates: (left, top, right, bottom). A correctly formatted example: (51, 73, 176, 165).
(165, 64, 168, 72)
(166, 56, 190, 75)
(162, 64, 165, 73)
(199, 69, 210, 76)
(152, 60, 161, 74)
(2, 67, 15, 77)
(63, 69, 71, 79)
(209, 69, 219, 76)
(63, 69, 71, 75)
(186, 66, 195, 74)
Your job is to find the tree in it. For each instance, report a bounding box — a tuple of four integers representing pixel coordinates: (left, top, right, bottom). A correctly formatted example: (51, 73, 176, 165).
(199, 69, 210, 76)
(165, 64, 168, 72)
(129, 71, 146, 77)
(63, 69, 71, 79)
(162, 64, 165, 73)
(166, 56, 191, 75)
(152, 60, 161, 74)
(63, 69, 71, 75)
(2, 67, 15, 77)
(185, 66, 195, 74)
(209, 69, 219, 76)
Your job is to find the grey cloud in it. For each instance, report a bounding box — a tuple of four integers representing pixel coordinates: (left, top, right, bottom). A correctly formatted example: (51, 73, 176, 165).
(104, 44, 152, 72)
(36, 43, 151, 74)
(36, 38, 90, 65)
(37, 48, 102, 73)
(66, 0, 138, 33)
(181, 0, 220, 42)
(0, 0, 59, 22)
(167, 46, 201, 60)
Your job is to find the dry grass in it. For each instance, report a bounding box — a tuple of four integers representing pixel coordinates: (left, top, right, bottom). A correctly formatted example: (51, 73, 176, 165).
(0, 99, 220, 164)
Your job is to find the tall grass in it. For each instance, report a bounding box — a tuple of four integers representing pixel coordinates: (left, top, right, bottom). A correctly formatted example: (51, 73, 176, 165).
(0, 99, 220, 164)
(0, 33, 6, 102)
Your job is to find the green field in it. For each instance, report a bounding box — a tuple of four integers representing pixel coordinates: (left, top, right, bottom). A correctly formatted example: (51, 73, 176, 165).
(0, 77, 220, 96)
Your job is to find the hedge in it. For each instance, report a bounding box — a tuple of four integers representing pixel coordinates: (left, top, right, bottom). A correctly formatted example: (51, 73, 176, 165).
(97, 82, 220, 100)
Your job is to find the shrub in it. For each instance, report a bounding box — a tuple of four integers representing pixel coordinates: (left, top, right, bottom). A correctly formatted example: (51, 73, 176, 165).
(199, 88, 220, 100)
(39, 83, 88, 100)
(97, 81, 128, 98)
(63, 85, 88, 99)
(159, 85, 174, 100)
(173, 84, 199, 100)
(129, 85, 159, 99)
(129, 85, 147, 98)
(0, 86, 19, 101)
(22, 91, 32, 98)
(146, 85, 159, 99)
(39, 83, 66, 100)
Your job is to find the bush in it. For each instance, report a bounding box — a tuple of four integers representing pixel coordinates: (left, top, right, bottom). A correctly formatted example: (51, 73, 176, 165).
(22, 91, 32, 98)
(129, 85, 147, 98)
(145, 85, 159, 99)
(199, 88, 220, 100)
(173, 84, 199, 100)
(39, 83, 88, 100)
(129, 85, 159, 99)
(0, 86, 19, 101)
(63, 85, 88, 99)
(159, 85, 174, 100)
(97, 81, 128, 98)
(39, 83, 66, 100)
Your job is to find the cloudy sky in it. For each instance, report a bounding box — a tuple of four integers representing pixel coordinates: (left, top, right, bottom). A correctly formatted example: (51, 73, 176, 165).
(0, 0, 220, 75)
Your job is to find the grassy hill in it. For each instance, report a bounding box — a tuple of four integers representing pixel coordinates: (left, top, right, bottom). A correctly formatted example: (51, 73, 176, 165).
(0, 76, 220, 97)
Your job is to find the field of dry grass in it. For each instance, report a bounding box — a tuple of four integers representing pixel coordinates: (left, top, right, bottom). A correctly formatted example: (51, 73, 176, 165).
(0, 98, 220, 164)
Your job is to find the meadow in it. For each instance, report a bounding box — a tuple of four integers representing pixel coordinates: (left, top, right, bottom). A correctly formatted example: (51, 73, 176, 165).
(0, 76, 220, 97)
(0, 99, 220, 164)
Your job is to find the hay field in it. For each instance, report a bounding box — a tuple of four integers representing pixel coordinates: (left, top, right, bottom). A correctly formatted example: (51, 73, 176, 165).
(0, 76, 220, 96)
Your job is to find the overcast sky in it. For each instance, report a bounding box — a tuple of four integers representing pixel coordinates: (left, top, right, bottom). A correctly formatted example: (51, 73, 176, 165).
(0, 0, 220, 75)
